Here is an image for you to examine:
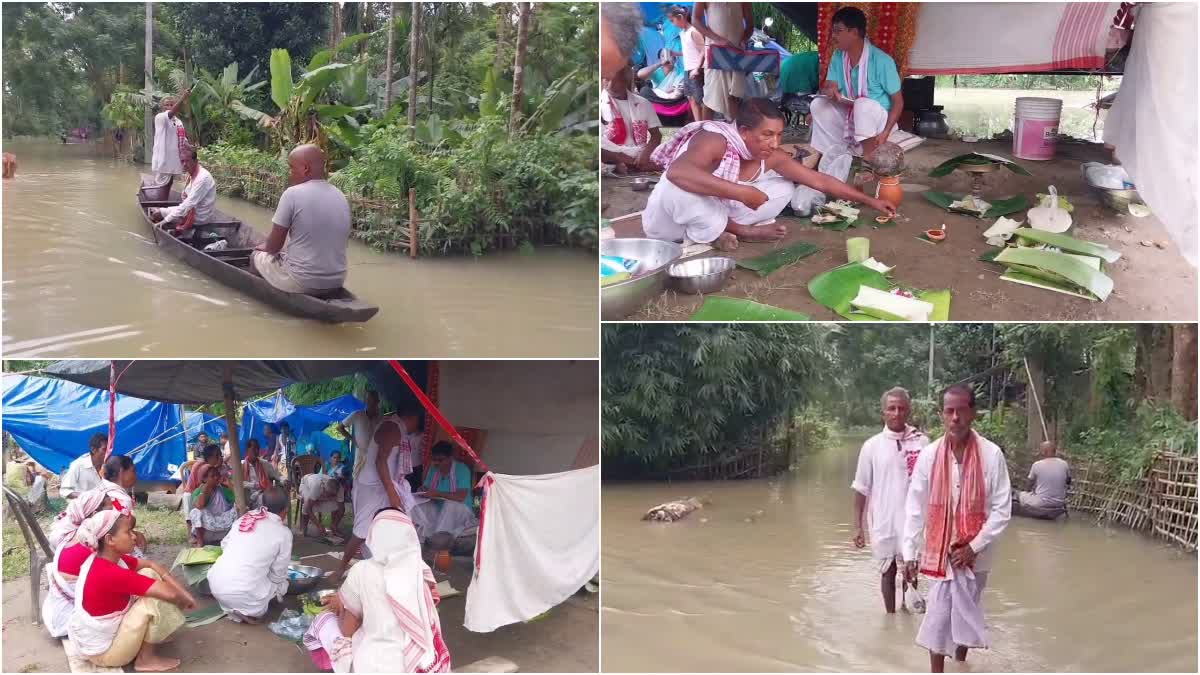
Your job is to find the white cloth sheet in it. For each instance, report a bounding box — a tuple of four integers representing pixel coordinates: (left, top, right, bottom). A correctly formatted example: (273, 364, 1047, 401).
(463, 465, 599, 633)
(1104, 2, 1197, 267)
(206, 511, 292, 618)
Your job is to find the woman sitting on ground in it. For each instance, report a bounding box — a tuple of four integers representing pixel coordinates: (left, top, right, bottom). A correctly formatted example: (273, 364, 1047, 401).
(100, 455, 149, 555)
(43, 489, 115, 638)
(187, 444, 238, 546)
(303, 508, 452, 673)
(67, 510, 196, 672)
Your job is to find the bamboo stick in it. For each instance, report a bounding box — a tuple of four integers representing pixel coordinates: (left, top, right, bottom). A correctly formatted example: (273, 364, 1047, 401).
(409, 188, 418, 258)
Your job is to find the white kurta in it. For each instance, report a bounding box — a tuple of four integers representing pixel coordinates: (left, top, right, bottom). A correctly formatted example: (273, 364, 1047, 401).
(809, 95, 889, 157)
(160, 166, 217, 226)
(851, 427, 929, 564)
(206, 511, 293, 618)
(60, 454, 102, 499)
(901, 433, 1012, 580)
(151, 111, 185, 176)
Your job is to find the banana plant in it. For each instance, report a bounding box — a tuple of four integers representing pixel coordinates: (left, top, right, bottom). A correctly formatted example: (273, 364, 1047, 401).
(231, 33, 375, 155)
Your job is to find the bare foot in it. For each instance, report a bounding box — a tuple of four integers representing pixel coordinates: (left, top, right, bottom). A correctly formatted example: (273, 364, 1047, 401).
(614, 162, 628, 176)
(714, 232, 739, 251)
(728, 221, 787, 242)
(134, 653, 180, 672)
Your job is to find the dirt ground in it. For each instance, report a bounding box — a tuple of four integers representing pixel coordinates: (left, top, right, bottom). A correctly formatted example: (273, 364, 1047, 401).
(603, 138, 1196, 321)
(2, 523, 598, 673)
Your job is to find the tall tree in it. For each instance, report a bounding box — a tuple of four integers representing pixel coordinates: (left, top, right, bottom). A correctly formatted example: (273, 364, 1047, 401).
(509, 2, 530, 134)
(330, 2, 343, 48)
(161, 3, 329, 77)
(383, 2, 396, 108)
(144, 2, 154, 156)
(493, 3, 509, 79)
(1171, 324, 1198, 420)
(407, 1, 420, 139)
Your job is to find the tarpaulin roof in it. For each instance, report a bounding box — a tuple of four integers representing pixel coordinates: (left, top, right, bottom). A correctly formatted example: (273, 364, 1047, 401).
(239, 392, 362, 464)
(182, 411, 226, 443)
(2, 375, 186, 481)
(43, 360, 371, 405)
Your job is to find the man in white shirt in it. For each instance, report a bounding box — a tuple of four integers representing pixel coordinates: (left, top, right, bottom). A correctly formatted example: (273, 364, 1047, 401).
(60, 433, 108, 499)
(852, 386, 929, 613)
(148, 147, 217, 237)
(251, 144, 352, 295)
(601, 65, 663, 174)
(903, 385, 1011, 673)
(1016, 441, 1071, 511)
(399, 408, 426, 492)
(151, 90, 192, 184)
(206, 487, 293, 623)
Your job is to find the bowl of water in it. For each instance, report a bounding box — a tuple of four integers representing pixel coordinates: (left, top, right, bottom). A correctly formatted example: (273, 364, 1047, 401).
(600, 238, 684, 319)
(286, 564, 323, 594)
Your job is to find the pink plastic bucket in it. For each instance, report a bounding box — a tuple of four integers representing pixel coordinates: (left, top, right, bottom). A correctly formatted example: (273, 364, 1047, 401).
(1013, 97, 1063, 161)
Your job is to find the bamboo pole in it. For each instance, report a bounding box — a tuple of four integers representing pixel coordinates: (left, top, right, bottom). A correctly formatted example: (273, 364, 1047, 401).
(509, 2, 530, 135)
(1023, 356, 1050, 442)
(409, 188, 418, 258)
(144, 2, 153, 163)
(222, 363, 248, 514)
(408, 2, 420, 140)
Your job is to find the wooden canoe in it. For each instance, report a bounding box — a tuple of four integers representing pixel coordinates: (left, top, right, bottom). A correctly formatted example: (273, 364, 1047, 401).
(136, 189, 379, 323)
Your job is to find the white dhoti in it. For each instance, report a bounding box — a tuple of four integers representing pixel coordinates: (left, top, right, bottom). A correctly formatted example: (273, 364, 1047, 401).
(410, 499, 478, 542)
(809, 96, 889, 157)
(916, 571, 989, 657)
(601, 137, 645, 163)
(703, 70, 746, 119)
(642, 172, 795, 244)
(351, 479, 414, 539)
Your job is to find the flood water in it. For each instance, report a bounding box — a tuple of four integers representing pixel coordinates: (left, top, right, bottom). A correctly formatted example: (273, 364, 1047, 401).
(1, 141, 596, 358)
(602, 436, 1198, 672)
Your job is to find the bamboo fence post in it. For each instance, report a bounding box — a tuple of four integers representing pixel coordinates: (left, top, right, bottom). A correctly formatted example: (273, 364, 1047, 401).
(409, 188, 418, 258)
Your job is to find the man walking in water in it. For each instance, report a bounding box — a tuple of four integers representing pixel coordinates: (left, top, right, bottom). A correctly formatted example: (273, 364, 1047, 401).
(851, 387, 928, 613)
(903, 385, 1012, 673)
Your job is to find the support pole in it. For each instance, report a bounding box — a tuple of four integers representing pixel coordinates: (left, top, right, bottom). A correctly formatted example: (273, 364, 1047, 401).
(383, 2, 396, 109)
(409, 188, 418, 258)
(408, 2, 421, 140)
(222, 363, 248, 514)
(144, 2, 154, 163)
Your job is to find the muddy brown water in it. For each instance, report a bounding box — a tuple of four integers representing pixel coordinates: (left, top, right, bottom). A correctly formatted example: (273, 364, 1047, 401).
(602, 437, 1198, 672)
(1, 141, 597, 358)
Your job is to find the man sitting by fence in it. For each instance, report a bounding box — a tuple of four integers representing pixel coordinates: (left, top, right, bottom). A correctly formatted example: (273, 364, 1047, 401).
(251, 144, 353, 296)
(1013, 441, 1071, 518)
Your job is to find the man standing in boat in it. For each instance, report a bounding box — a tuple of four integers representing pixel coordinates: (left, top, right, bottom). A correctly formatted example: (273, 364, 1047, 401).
(147, 145, 216, 238)
(151, 89, 192, 186)
(251, 144, 352, 295)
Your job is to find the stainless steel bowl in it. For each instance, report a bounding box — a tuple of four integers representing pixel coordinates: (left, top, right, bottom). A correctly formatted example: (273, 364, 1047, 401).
(601, 238, 683, 320)
(630, 177, 652, 192)
(1082, 167, 1144, 214)
(669, 256, 735, 294)
(286, 564, 324, 595)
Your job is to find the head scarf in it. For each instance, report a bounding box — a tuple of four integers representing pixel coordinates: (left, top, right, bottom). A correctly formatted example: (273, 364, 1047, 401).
(186, 460, 221, 493)
(365, 510, 449, 673)
(98, 479, 134, 514)
(76, 510, 123, 550)
(48, 489, 109, 548)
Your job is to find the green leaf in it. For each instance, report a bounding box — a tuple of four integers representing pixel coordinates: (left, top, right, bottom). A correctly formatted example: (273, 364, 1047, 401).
(221, 62, 238, 88)
(307, 49, 334, 72)
(995, 247, 1114, 301)
(230, 100, 271, 125)
(339, 63, 369, 107)
(690, 296, 810, 321)
(1011, 228, 1121, 263)
(923, 191, 1030, 219)
(332, 32, 371, 55)
(315, 104, 367, 121)
(808, 262, 893, 319)
(239, 64, 261, 89)
(927, 153, 1032, 177)
(269, 49, 293, 112)
(736, 241, 821, 277)
(480, 67, 500, 117)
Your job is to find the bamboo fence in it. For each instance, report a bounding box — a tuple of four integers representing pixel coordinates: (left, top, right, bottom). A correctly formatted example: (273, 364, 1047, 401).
(1068, 451, 1197, 552)
(205, 164, 414, 255)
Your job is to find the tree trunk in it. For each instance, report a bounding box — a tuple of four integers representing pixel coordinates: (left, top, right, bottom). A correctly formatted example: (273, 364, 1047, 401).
(331, 2, 343, 48)
(144, 2, 153, 164)
(408, 2, 420, 139)
(1136, 324, 1174, 402)
(509, 2, 530, 135)
(493, 3, 509, 78)
(426, 4, 436, 113)
(384, 2, 396, 109)
(1170, 323, 1198, 421)
(1025, 354, 1047, 453)
(222, 364, 248, 514)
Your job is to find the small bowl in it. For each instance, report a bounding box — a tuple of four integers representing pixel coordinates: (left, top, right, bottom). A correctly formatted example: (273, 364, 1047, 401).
(668, 256, 736, 294)
(925, 229, 946, 241)
(630, 178, 652, 192)
(875, 215, 892, 224)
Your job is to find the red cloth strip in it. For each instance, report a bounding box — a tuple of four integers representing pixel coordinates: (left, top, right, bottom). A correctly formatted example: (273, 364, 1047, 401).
(387, 361, 488, 473)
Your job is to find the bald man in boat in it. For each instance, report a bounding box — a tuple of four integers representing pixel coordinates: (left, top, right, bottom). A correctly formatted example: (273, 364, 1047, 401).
(148, 146, 216, 238)
(251, 144, 353, 295)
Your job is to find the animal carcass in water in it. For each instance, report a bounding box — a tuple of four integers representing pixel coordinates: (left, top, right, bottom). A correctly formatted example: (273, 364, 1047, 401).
(642, 497, 704, 522)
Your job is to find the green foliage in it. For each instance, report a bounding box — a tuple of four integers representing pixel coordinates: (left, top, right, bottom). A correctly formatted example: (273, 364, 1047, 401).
(934, 74, 1120, 92)
(602, 324, 834, 476)
(1071, 402, 1197, 481)
(160, 3, 330, 77)
(790, 406, 839, 455)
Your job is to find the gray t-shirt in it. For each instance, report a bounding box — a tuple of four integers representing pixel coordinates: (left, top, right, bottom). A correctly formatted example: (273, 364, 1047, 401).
(272, 179, 352, 290)
(1029, 457, 1070, 506)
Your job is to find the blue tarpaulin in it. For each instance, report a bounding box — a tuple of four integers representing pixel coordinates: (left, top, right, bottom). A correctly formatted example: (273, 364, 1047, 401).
(182, 412, 226, 444)
(2, 375, 187, 481)
(239, 393, 362, 464)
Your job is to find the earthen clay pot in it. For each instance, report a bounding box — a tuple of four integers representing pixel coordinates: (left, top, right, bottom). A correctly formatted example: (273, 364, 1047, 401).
(434, 549, 452, 572)
(877, 175, 904, 208)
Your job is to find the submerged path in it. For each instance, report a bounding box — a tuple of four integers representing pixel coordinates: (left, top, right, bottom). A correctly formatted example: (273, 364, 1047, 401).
(2, 142, 596, 357)
(602, 436, 1197, 672)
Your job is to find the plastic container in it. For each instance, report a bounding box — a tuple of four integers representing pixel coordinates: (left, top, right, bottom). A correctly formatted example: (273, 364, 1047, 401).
(1013, 97, 1063, 161)
(847, 237, 870, 263)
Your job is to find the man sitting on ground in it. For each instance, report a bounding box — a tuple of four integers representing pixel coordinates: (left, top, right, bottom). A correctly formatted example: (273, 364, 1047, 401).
(242, 439, 282, 509)
(643, 100, 896, 251)
(1015, 441, 1071, 514)
(410, 442, 478, 546)
(206, 487, 293, 624)
(602, 65, 663, 175)
(61, 433, 107, 499)
(148, 145, 216, 240)
(252, 144, 352, 295)
(810, 7, 904, 160)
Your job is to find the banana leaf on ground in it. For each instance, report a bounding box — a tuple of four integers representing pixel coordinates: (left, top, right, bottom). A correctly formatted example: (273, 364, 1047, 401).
(1011, 228, 1121, 263)
(924, 191, 1031, 219)
(736, 241, 821, 277)
(995, 247, 1113, 301)
(689, 296, 810, 321)
(928, 152, 1033, 178)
